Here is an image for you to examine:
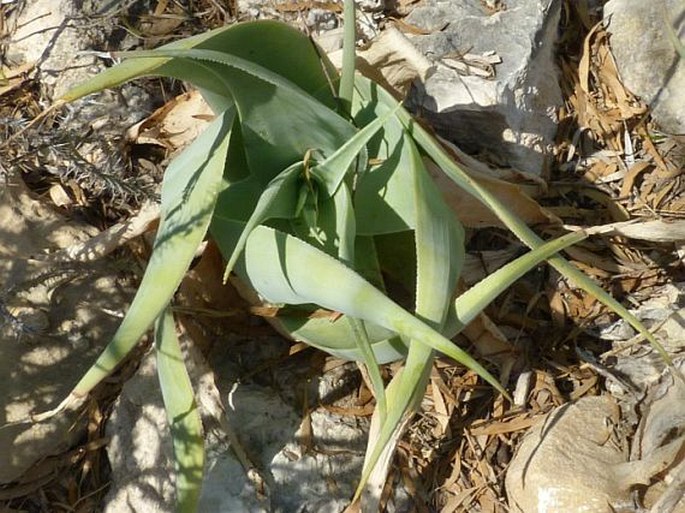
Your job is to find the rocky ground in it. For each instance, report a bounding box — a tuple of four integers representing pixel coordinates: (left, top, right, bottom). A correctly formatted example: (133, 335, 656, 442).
(0, 0, 684, 512)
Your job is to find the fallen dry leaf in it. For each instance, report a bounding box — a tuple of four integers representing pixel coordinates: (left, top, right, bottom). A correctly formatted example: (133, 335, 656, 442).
(425, 159, 558, 229)
(126, 90, 214, 152)
(356, 27, 433, 98)
(0, 62, 34, 97)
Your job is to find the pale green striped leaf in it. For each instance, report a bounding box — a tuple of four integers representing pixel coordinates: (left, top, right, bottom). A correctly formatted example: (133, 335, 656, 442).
(356, 74, 675, 371)
(244, 225, 504, 394)
(155, 310, 204, 513)
(65, 109, 235, 401)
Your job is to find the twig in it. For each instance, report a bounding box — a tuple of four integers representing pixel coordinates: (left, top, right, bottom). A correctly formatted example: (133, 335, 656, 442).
(33, 201, 160, 263)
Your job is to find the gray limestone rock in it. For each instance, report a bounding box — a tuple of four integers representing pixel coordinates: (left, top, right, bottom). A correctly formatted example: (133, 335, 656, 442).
(6, 0, 155, 130)
(506, 369, 685, 512)
(405, 0, 563, 175)
(103, 334, 371, 512)
(604, 0, 685, 135)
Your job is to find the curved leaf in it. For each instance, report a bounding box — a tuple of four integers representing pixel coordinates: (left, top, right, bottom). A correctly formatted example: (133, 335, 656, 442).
(62, 21, 339, 109)
(310, 102, 401, 197)
(112, 47, 356, 184)
(291, 179, 357, 262)
(279, 315, 407, 363)
(353, 98, 418, 235)
(356, 130, 465, 502)
(450, 229, 589, 333)
(244, 225, 504, 394)
(155, 310, 204, 513)
(222, 162, 303, 281)
(64, 109, 235, 400)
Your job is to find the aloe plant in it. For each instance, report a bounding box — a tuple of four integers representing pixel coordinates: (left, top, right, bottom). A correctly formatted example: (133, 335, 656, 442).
(30, 13, 674, 512)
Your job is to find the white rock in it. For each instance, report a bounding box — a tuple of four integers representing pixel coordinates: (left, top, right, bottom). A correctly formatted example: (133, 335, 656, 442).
(103, 335, 373, 512)
(505, 396, 631, 513)
(604, 0, 685, 135)
(506, 392, 685, 512)
(404, 0, 563, 175)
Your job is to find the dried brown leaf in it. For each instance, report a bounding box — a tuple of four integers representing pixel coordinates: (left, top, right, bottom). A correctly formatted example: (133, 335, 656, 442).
(620, 161, 653, 198)
(468, 414, 539, 437)
(426, 160, 558, 229)
(356, 27, 433, 98)
(127, 90, 214, 152)
(460, 309, 519, 376)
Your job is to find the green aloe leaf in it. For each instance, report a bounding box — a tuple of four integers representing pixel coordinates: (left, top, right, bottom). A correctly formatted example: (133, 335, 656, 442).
(61, 21, 339, 110)
(243, 225, 504, 394)
(352, 95, 418, 236)
(106, 47, 356, 182)
(355, 74, 675, 371)
(339, 0, 357, 114)
(155, 310, 204, 513)
(320, 181, 388, 421)
(279, 315, 406, 363)
(310, 102, 401, 197)
(40, 109, 235, 417)
(61, 21, 355, 188)
(356, 130, 465, 500)
(291, 178, 357, 262)
(350, 317, 388, 421)
(450, 229, 590, 334)
(222, 162, 303, 281)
